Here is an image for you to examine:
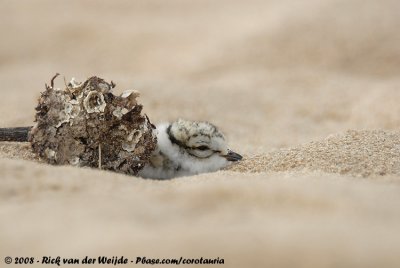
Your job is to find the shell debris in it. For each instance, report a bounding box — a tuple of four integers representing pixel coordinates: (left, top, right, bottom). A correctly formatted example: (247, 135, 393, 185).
(29, 76, 157, 175)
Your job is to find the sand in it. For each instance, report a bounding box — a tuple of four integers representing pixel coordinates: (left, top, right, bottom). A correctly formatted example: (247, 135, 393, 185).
(230, 130, 400, 177)
(1, 0, 400, 267)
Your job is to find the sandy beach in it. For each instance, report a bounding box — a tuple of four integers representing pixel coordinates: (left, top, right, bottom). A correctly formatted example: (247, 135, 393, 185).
(1, 0, 400, 267)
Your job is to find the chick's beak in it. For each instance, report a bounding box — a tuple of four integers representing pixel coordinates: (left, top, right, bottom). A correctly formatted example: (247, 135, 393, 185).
(223, 149, 243, 162)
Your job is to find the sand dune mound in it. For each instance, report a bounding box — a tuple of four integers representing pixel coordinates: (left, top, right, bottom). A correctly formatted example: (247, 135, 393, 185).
(2, 129, 400, 178)
(230, 130, 400, 177)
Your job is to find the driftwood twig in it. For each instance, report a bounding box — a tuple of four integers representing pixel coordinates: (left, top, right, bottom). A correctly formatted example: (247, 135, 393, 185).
(0, 127, 32, 142)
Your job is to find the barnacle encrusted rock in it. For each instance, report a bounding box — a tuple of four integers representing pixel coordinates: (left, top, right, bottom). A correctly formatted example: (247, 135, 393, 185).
(29, 76, 157, 175)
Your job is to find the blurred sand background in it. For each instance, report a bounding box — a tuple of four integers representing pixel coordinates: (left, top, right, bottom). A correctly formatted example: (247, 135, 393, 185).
(1, 0, 400, 267)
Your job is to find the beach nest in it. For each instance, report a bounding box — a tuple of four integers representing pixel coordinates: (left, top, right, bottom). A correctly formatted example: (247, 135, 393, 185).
(29, 75, 157, 175)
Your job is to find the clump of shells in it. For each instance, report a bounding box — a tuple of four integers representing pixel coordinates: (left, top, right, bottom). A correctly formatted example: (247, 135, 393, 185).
(29, 76, 157, 175)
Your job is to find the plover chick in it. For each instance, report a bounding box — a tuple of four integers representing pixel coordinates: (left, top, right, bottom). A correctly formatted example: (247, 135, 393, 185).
(138, 119, 242, 179)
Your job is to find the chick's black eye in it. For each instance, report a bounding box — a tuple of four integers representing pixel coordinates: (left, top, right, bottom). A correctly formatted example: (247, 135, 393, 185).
(196, 145, 209, 151)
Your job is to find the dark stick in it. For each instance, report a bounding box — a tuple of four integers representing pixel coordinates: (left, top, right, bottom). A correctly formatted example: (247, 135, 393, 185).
(51, 73, 60, 88)
(45, 73, 60, 90)
(0, 127, 32, 142)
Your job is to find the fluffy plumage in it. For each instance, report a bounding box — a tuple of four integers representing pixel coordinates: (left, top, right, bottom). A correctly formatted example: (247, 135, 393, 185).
(138, 119, 242, 179)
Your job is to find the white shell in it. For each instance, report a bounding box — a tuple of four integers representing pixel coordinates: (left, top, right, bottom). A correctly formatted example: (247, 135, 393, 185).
(112, 107, 129, 119)
(122, 130, 143, 152)
(83, 91, 106, 113)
